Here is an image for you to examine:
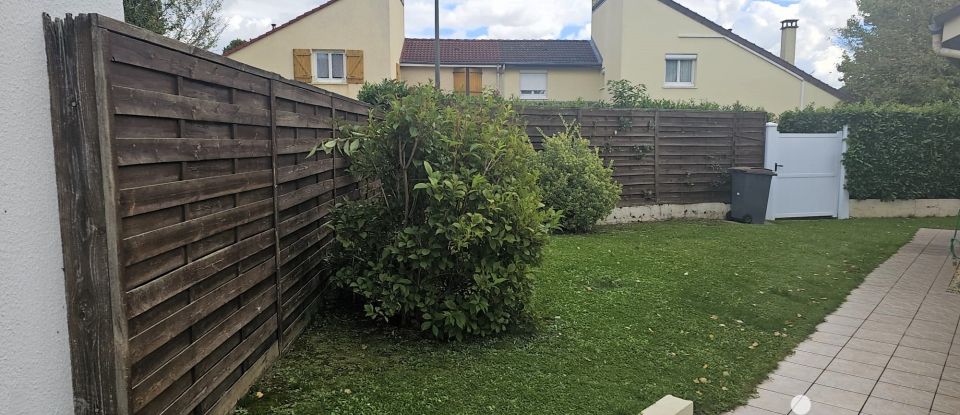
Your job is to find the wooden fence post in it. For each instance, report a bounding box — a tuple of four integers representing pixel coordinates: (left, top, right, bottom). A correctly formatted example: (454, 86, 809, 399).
(43, 14, 131, 414)
(653, 110, 661, 204)
(268, 79, 284, 351)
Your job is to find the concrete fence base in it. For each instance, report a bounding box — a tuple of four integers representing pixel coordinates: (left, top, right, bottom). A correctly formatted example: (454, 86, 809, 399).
(641, 395, 694, 415)
(850, 199, 960, 218)
(602, 203, 730, 224)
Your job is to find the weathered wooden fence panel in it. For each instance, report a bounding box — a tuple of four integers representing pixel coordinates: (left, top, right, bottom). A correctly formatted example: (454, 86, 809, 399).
(44, 14, 367, 415)
(519, 108, 767, 206)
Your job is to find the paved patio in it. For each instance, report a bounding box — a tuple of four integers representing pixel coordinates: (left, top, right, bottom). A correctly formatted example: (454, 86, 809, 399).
(728, 229, 960, 415)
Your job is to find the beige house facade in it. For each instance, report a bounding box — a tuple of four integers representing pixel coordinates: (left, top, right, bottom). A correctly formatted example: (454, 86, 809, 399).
(932, 5, 960, 61)
(225, 0, 844, 113)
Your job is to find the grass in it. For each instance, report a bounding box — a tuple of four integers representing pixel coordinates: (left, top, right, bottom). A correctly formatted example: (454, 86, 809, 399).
(237, 217, 956, 415)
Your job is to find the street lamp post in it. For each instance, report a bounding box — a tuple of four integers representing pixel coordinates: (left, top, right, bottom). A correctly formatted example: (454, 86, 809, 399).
(434, 0, 440, 89)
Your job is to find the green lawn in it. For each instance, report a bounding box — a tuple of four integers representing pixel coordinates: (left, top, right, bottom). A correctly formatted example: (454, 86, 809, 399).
(237, 217, 956, 415)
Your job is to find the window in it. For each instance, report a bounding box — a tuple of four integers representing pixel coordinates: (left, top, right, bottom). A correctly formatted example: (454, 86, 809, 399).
(313, 51, 346, 83)
(519, 72, 548, 100)
(664, 54, 696, 87)
(454, 68, 483, 95)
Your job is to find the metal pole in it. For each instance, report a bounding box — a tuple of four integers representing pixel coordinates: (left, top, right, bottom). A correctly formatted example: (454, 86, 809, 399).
(434, 0, 440, 89)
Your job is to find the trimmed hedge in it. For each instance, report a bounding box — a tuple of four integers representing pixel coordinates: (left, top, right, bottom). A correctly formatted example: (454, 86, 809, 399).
(779, 103, 960, 200)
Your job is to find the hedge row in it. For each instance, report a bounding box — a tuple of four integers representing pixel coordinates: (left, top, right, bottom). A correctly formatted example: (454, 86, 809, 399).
(779, 103, 960, 200)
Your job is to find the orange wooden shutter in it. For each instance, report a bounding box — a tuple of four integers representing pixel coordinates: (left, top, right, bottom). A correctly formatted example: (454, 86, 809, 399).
(346, 50, 364, 84)
(453, 68, 467, 93)
(293, 49, 312, 83)
(469, 69, 482, 94)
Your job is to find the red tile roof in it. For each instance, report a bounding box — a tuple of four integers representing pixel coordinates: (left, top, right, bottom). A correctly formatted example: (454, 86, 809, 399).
(400, 38, 602, 67)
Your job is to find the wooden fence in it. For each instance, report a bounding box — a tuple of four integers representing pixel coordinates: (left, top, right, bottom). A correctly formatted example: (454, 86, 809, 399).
(43, 14, 367, 415)
(520, 108, 767, 206)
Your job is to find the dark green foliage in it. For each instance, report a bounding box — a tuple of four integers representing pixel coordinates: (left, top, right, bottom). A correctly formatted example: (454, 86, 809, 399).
(328, 86, 558, 340)
(518, 80, 767, 113)
(123, 0, 165, 34)
(222, 38, 246, 54)
(122, 0, 225, 49)
(536, 123, 621, 233)
(357, 79, 412, 111)
(780, 103, 960, 200)
(777, 105, 848, 133)
(837, 0, 960, 104)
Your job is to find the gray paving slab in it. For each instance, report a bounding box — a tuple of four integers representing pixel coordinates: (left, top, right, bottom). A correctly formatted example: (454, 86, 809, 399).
(726, 229, 960, 415)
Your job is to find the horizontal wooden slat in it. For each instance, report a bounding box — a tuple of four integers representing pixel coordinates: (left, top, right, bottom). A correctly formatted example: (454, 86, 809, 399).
(130, 287, 276, 412)
(112, 86, 271, 126)
(280, 240, 330, 293)
(123, 199, 273, 265)
(125, 230, 275, 318)
(108, 32, 271, 96)
(127, 256, 275, 363)
(119, 170, 272, 217)
(277, 179, 335, 211)
(278, 203, 333, 238)
(275, 111, 333, 129)
(281, 273, 322, 321)
(158, 314, 277, 415)
(275, 138, 328, 155)
(276, 158, 336, 184)
(116, 138, 271, 165)
(272, 81, 333, 106)
(279, 226, 332, 266)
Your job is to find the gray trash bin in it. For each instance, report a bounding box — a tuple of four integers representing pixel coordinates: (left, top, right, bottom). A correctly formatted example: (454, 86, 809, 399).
(727, 167, 777, 224)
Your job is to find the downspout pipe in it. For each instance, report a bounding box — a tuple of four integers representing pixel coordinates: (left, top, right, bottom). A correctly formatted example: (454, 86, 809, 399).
(931, 22, 960, 59)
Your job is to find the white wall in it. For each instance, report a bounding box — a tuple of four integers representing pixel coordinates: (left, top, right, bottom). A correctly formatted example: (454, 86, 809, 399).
(0, 1, 123, 414)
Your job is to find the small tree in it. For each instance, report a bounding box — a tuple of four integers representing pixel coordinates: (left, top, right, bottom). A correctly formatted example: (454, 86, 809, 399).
(356, 79, 411, 111)
(605, 79, 649, 108)
(536, 123, 621, 232)
(123, 0, 226, 49)
(222, 38, 246, 54)
(326, 86, 557, 340)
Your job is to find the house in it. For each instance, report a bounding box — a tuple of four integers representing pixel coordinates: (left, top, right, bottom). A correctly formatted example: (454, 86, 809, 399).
(932, 4, 960, 61)
(225, 0, 844, 113)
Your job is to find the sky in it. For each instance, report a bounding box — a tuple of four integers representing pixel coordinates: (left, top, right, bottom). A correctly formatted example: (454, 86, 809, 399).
(218, 0, 859, 87)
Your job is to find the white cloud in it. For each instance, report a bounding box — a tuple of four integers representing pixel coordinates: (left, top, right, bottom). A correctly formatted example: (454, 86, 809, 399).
(215, 0, 857, 87)
(675, 0, 857, 87)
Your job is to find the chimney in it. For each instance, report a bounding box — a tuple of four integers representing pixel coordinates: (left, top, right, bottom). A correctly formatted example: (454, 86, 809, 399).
(780, 19, 799, 64)
(271, 23, 277, 30)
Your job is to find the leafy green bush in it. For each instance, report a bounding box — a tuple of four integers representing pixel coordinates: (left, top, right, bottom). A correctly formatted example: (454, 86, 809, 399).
(777, 104, 848, 133)
(356, 78, 411, 110)
(328, 86, 558, 340)
(780, 103, 960, 200)
(518, 80, 767, 114)
(536, 123, 621, 232)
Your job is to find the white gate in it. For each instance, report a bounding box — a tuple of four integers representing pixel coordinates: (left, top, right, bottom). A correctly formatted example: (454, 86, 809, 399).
(764, 123, 849, 220)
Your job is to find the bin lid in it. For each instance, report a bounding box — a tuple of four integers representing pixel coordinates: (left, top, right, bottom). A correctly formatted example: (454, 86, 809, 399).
(728, 167, 777, 176)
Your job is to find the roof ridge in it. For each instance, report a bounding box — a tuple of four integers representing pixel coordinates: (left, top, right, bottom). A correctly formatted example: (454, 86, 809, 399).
(594, 0, 846, 100)
(223, 0, 345, 56)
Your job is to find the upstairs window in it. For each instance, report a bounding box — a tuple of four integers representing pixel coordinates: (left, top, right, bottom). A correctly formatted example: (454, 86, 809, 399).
(665, 54, 696, 87)
(313, 50, 346, 83)
(520, 72, 548, 100)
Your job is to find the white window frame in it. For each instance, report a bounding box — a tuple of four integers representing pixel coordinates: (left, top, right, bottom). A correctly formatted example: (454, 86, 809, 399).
(664, 54, 697, 88)
(519, 71, 548, 100)
(312, 50, 346, 84)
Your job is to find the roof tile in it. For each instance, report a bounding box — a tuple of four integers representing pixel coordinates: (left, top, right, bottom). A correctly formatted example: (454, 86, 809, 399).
(400, 38, 601, 67)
